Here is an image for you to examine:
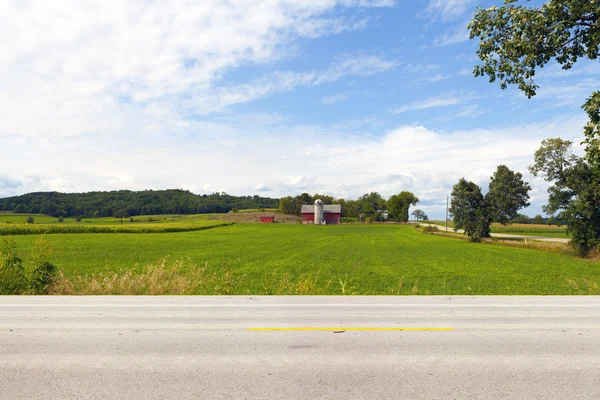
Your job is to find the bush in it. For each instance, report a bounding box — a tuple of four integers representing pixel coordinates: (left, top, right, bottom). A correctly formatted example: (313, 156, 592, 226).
(414, 224, 421, 229)
(341, 217, 359, 223)
(423, 225, 439, 234)
(231, 208, 239, 213)
(365, 217, 373, 224)
(0, 237, 27, 294)
(26, 216, 34, 224)
(0, 235, 58, 294)
(75, 216, 82, 222)
(58, 216, 64, 222)
(130, 217, 134, 222)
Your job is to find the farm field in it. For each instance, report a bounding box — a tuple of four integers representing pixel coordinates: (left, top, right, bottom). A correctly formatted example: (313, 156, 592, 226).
(0, 211, 297, 234)
(9, 224, 599, 295)
(422, 220, 569, 238)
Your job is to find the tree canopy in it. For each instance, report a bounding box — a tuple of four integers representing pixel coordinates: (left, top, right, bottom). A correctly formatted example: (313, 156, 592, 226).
(529, 138, 600, 255)
(487, 165, 531, 225)
(450, 178, 492, 240)
(0, 190, 280, 218)
(469, 0, 600, 162)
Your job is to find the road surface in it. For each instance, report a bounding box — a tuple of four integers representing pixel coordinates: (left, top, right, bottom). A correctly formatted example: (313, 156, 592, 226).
(417, 223, 570, 243)
(2, 296, 600, 399)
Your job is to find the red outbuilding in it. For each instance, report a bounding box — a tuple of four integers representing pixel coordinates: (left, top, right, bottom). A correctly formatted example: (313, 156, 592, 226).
(260, 215, 275, 223)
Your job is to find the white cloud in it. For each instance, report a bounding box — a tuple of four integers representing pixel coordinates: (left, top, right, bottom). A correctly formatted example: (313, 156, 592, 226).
(426, 0, 477, 20)
(1, 110, 587, 219)
(321, 93, 350, 105)
(393, 94, 464, 113)
(433, 24, 470, 47)
(0, 1, 395, 137)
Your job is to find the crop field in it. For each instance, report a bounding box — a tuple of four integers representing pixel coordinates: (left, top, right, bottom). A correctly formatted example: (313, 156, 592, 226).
(422, 220, 569, 238)
(8, 224, 599, 295)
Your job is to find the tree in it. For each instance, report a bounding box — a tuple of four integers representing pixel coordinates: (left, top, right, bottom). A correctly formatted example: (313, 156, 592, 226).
(450, 178, 491, 241)
(486, 165, 531, 225)
(388, 191, 419, 222)
(411, 209, 428, 221)
(358, 192, 387, 221)
(114, 209, 130, 224)
(529, 138, 600, 256)
(26, 216, 34, 224)
(57, 216, 64, 223)
(469, 0, 600, 163)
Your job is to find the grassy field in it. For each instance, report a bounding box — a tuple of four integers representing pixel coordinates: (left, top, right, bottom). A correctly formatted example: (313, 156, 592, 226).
(9, 224, 599, 295)
(0, 211, 299, 235)
(422, 220, 569, 238)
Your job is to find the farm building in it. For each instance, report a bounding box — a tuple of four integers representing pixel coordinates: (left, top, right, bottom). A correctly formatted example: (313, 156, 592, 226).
(259, 215, 275, 223)
(301, 200, 341, 224)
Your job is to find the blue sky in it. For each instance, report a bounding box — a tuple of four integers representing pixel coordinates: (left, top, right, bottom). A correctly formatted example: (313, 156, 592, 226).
(0, 0, 597, 219)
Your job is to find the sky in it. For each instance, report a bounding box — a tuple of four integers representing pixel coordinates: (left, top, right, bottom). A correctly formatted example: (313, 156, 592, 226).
(0, 0, 597, 219)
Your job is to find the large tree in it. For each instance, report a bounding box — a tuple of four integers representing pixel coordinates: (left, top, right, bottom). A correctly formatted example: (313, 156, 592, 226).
(358, 192, 387, 221)
(486, 165, 531, 225)
(450, 178, 491, 241)
(387, 191, 419, 222)
(469, 0, 600, 163)
(529, 138, 600, 255)
(411, 209, 428, 221)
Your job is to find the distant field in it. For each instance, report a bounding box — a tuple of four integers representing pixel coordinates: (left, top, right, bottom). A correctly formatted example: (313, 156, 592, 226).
(422, 220, 569, 239)
(10, 224, 599, 295)
(0, 211, 298, 235)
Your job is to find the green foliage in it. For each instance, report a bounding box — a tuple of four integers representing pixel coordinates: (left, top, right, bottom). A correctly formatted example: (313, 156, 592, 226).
(58, 216, 64, 223)
(0, 237, 26, 294)
(340, 217, 359, 223)
(529, 138, 600, 256)
(487, 165, 531, 225)
(411, 209, 428, 221)
(450, 178, 491, 241)
(423, 225, 439, 234)
(231, 208, 239, 213)
(387, 191, 419, 222)
(27, 235, 57, 294)
(75, 215, 82, 222)
(0, 189, 280, 217)
(9, 224, 600, 295)
(358, 192, 387, 221)
(26, 216, 34, 224)
(469, 0, 600, 164)
(114, 209, 130, 223)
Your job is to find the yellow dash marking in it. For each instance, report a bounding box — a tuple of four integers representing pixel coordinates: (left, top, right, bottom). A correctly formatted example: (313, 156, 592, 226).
(247, 327, 454, 331)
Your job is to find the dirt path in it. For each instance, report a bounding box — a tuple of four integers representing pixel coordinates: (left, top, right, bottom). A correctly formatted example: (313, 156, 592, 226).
(416, 223, 570, 244)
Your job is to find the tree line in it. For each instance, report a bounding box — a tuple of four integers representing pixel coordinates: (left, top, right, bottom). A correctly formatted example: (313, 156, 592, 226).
(279, 191, 419, 222)
(0, 190, 280, 218)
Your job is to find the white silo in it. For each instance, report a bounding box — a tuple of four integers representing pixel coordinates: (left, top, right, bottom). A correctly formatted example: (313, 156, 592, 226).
(314, 199, 324, 224)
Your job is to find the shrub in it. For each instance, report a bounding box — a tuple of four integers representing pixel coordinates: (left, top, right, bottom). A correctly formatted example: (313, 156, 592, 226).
(423, 225, 439, 234)
(58, 216, 64, 222)
(414, 224, 421, 229)
(365, 217, 373, 224)
(130, 217, 134, 222)
(0, 237, 27, 294)
(26, 216, 34, 224)
(75, 216, 82, 222)
(231, 208, 239, 213)
(341, 217, 359, 223)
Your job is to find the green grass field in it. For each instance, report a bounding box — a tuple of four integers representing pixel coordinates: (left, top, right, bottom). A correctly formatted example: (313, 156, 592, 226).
(422, 220, 569, 238)
(9, 224, 599, 295)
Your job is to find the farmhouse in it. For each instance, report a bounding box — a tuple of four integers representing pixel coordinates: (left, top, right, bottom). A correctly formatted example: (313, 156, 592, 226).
(301, 199, 341, 224)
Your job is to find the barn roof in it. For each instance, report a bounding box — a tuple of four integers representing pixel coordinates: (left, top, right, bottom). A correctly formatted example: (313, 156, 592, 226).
(301, 204, 341, 214)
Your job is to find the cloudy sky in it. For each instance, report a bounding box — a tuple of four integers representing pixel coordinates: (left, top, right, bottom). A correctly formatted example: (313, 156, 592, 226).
(0, 0, 595, 218)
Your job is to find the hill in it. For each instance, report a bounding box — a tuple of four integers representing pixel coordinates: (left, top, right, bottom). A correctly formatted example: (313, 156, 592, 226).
(0, 190, 279, 217)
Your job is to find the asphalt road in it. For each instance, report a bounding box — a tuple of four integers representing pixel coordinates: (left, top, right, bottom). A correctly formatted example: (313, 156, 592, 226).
(2, 296, 600, 399)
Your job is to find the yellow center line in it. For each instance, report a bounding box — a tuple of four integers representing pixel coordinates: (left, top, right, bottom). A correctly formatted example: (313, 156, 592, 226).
(247, 327, 454, 331)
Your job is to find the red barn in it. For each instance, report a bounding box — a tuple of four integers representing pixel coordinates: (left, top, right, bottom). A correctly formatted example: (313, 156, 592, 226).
(301, 201, 341, 224)
(260, 215, 275, 223)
